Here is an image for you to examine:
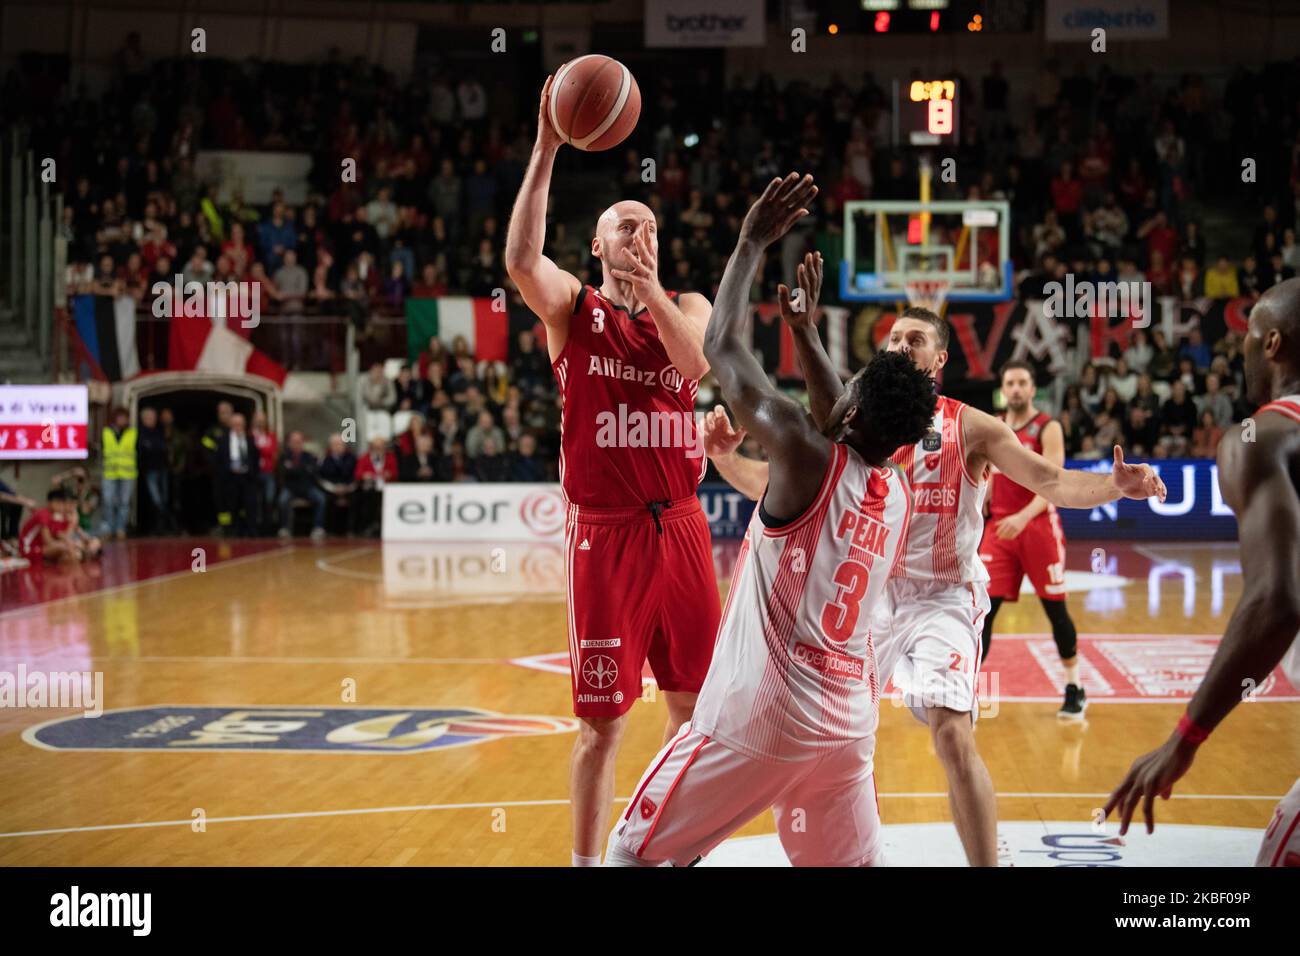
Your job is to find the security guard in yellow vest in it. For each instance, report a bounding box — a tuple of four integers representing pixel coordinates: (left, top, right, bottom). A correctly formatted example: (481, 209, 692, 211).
(101, 406, 138, 539)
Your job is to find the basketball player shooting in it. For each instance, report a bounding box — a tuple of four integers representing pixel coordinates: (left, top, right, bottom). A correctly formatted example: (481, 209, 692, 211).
(978, 360, 1086, 719)
(1105, 277, 1300, 867)
(704, 288, 1167, 866)
(504, 73, 720, 867)
(606, 172, 938, 867)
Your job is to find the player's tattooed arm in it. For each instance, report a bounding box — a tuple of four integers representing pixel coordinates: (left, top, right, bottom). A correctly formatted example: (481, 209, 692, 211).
(1106, 423, 1300, 836)
(705, 174, 830, 519)
(967, 407, 1168, 507)
(504, 74, 582, 343)
(779, 252, 844, 430)
(701, 406, 769, 501)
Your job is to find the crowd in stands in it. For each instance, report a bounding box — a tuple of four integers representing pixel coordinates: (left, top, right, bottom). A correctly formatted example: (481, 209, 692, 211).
(4, 35, 1300, 544)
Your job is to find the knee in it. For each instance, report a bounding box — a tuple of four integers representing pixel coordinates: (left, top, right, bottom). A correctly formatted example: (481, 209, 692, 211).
(930, 713, 977, 769)
(576, 717, 626, 757)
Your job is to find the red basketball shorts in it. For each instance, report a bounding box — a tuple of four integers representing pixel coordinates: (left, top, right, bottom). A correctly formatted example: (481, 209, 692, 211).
(564, 496, 721, 719)
(979, 509, 1067, 602)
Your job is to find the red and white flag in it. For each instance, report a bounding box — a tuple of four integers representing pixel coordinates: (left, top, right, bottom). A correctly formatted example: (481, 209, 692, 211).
(167, 315, 287, 386)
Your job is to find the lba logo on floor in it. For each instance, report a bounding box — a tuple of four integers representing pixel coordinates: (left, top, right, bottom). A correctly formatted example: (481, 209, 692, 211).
(24, 706, 578, 753)
(383, 483, 565, 541)
(701, 822, 1259, 866)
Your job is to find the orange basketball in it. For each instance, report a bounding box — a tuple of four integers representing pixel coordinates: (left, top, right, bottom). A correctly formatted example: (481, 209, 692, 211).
(547, 55, 641, 152)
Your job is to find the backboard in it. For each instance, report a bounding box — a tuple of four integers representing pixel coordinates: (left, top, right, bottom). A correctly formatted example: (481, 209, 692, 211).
(839, 198, 1014, 311)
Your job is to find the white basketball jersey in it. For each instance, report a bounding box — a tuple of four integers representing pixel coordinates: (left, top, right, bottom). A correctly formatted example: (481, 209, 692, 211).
(1256, 393, 1300, 691)
(691, 442, 913, 762)
(890, 395, 989, 584)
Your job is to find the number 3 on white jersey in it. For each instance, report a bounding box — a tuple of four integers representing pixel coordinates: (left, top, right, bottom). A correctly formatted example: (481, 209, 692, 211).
(592, 307, 606, 334)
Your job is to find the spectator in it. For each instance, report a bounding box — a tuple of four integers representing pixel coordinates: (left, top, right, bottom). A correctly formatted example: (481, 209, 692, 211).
(509, 433, 547, 482)
(272, 248, 309, 313)
(100, 406, 137, 540)
(399, 432, 439, 482)
(1239, 255, 1263, 298)
(1122, 329, 1154, 375)
(1196, 373, 1235, 427)
(1173, 256, 1203, 301)
(417, 336, 450, 380)
(214, 412, 260, 536)
(1180, 327, 1212, 371)
(276, 431, 326, 540)
(318, 434, 358, 534)
(1204, 257, 1240, 298)
(250, 411, 279, 531)
(353, 437, 397, 535)
(1159, 380, 1198, 455)
(258, 201, 296, 273)
(465, 410, 506, 460)
(396, 413, 427, 457)
(473, 435, 510, 482)
(1192, 410, 1225, 457)
(1148, 330, 1179, 381)
(392, 364, 431, 414)
(1109, 358, 1139, 403)
(434, 405, 461, 456)
(1125, 405, 1160, 457)
(135, 406, 175, 535)
(360, 362, 396, 412)
(0, 476, 37, 556)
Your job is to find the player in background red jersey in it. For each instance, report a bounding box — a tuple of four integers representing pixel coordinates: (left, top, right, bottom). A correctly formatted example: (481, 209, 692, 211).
(978, 360, 1086, 719)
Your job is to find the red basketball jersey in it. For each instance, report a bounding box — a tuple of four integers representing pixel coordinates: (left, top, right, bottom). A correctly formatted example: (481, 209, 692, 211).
(552, 285, 706, 507)
(989, 410, 1054, 518)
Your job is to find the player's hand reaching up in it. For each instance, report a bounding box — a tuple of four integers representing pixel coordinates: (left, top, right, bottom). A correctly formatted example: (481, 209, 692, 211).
(1111, 446, 1168, 502)
(701, 405, 746, 459)
(1103, 734, 1199, 835)
(778, 252, 824, 330)
(535, 74, 564, 152)
(740, 173, 818, 248)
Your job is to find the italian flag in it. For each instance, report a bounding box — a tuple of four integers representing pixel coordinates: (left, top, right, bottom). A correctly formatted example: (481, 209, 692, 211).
(405, 297, 508, 364)
(167, 314, 288, 386)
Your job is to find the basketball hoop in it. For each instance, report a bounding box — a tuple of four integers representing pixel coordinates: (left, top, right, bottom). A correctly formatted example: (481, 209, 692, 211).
(904, 277, 952, 315)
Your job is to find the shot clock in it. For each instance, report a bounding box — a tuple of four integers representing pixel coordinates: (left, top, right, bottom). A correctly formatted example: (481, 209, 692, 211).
(894, 77, 960, 146)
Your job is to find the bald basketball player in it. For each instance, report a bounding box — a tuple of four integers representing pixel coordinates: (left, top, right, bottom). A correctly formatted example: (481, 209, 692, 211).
(505, 75, 720, 866)
(704, 272, 1166, 865)
(1105, 277, 1300, 867)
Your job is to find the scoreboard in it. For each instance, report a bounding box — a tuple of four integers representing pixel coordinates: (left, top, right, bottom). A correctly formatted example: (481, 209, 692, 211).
(894, 77, 960, 146)
(816, 0, 1033, 35)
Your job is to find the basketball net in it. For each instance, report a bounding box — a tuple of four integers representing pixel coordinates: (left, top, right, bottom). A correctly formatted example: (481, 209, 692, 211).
(904, 277, 951, 317)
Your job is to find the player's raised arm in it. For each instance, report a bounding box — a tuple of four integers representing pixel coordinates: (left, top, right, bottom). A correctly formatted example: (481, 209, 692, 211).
(779, 251, 845, 429)
(504, 75, 582, 343)
(1104, 423, 1300, 835)
(705, 174, 830, 518)
(966, 407, 1168, 508)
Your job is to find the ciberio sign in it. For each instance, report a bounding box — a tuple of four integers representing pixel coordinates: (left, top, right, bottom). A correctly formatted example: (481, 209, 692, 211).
(382, 483, 567, 541)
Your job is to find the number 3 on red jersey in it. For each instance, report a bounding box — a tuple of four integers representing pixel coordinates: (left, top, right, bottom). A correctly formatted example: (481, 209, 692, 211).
(592, 307, 606, 334)
(820, 559, 871, 644)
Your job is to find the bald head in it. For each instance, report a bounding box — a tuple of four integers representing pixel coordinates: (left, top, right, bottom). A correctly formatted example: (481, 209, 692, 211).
(1244, 277, 1300, 407)
(596, 200, 654, 236)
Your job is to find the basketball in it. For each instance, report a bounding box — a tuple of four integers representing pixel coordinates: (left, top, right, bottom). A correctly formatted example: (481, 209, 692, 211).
(547, 54, 640, 151)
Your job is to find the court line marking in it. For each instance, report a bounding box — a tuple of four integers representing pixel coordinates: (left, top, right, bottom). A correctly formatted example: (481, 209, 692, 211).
(0, 791, 1285, 840)
(0, 655, 512, 665)
(313, 546, 379, 580)
(0, 546, 295, 621)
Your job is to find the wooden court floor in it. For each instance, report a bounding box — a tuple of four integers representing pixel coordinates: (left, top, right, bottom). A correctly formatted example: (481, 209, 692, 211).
(0, 537, 1296, 866)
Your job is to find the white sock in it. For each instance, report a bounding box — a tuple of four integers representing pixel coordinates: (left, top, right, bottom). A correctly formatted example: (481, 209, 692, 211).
(572, 851, 601, 867)
(1063, 658, 1080, 688)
